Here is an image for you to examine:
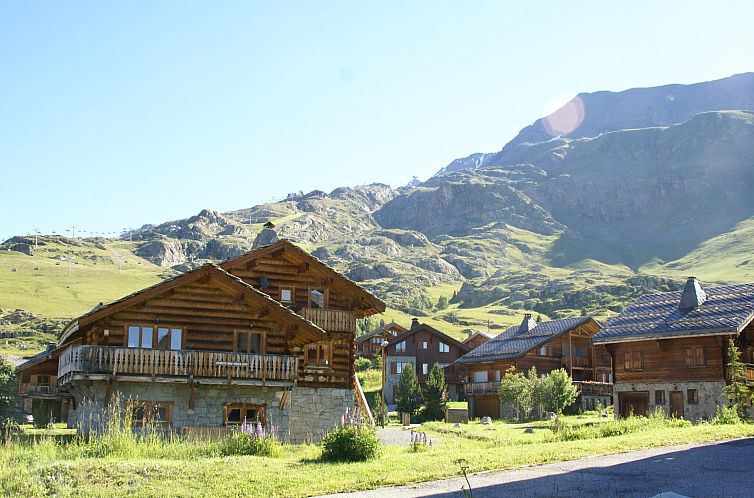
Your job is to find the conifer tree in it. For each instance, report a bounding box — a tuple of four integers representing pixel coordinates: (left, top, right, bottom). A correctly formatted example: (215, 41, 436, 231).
(395, 363, 421, 417)
(724, 338, 751, 420)
(423, 363, 447, 420)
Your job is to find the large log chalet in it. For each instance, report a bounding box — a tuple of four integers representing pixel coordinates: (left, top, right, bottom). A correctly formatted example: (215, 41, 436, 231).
(17, 227, 385, 442)
(593, 277, 754, 421)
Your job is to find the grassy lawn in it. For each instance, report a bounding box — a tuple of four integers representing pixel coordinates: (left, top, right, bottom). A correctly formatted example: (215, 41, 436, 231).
(3, 416, 753, 497)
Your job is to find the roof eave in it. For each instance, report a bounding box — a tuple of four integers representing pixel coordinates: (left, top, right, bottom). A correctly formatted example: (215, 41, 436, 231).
(593, 327, 739, 345)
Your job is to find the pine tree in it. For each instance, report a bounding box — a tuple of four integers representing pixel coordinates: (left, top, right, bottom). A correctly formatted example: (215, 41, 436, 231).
(395, 363, 422, 417)
(423, 363, 447, 420)
(724, 338, 751, 420)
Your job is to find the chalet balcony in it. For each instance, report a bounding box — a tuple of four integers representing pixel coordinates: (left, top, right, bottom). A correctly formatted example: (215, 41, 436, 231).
(58, 345, 298, 386)
(745, 364, 754, 383)
(464, 381, 501, 396)
(299, 308, 356, 333)
(562, 356, 591, 368)
(573, 381, 613, 396)
(19, 383, 60, 397)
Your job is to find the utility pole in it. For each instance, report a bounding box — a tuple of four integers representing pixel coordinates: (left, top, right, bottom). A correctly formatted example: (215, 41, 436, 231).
(66, 255, 74, 278)
(33, 227, 40, 250)
(66, 225, 77, 239)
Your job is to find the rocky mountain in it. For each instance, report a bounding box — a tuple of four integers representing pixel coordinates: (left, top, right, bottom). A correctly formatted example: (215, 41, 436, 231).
(439, 72, 754, 176)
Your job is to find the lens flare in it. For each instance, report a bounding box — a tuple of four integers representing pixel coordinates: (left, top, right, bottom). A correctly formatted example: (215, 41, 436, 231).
(543, 95, 585, 137)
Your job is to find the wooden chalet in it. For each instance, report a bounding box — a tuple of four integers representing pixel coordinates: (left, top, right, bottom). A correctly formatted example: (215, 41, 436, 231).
(462, 330, 493, 350)
(593, 277, 754, 421)
(384, 319, 471, 407)
(17, 229, 385, 441)
(456, 314, 612, 419)
(355, 322, 408, 358)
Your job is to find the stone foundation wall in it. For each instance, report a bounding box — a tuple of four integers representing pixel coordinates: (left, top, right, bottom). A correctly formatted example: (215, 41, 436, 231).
(385, 356, 416, 411)
(613, 381, 727, 422)
(288, 386, 355, 443)
(68, 381, 355, 442)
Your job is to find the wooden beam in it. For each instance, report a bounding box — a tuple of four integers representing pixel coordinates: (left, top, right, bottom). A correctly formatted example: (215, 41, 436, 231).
(296, 263, 309, 274)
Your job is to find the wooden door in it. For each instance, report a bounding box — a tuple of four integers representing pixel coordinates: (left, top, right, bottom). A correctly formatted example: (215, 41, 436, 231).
(618, 392, 649, 417)
(473, 396, 500, 419)
(669, 391, 684, 419)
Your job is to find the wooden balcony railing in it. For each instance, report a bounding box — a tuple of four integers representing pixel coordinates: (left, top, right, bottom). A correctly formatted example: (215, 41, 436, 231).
(745, 364, 754, 383)
(299, 308, 356, 333)
(464, 381, 501, 396)
(58, 345, 298, 385)
(573, 381, 613, 396)
(562, 356, 591, 368)
(19, 383, 59, 397)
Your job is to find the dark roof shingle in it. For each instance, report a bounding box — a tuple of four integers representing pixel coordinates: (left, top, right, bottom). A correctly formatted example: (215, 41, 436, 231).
(456, 316, 595, 364)
(593, 282, 754, 344)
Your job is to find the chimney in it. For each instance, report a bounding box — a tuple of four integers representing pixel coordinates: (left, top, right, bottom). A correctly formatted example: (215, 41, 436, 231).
(45, 343, 56, 353)
(411, 318, 420, 330)
(679, 276, 707, 309)
(252, 220, 280, 250)
(519, 313, 537, 333)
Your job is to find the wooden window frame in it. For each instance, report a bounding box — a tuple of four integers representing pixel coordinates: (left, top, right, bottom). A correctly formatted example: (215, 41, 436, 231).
(684, 345, 706, 368)
(395, 341, 407, 352)
(279, 287, 294, 304)
(233, 329, 267, 354)
(687, 389, 699, 404)
(308, 288, 328, 310)
(304, 340, 332, 370)
(420, 340, 428, 350)
(655, 390, 666, 404)
(124, 324, 184, 350)
(223, 403, 266, 426)
(439, 342, 450, 353)
(126, 400, 174, 428)
(623, 351, 643, 371)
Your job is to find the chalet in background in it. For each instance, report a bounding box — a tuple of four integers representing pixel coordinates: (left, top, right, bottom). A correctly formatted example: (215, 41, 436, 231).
(593, 277, 754, 421)
(17, 226, 385, 442)
(355, 321, 408, 358)
(384, 319, 470, 409)
(456, 314, 612, 419)
(462, 330, 493, 350)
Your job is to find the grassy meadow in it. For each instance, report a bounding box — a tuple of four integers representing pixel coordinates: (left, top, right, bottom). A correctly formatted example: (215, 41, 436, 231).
(2, 413, 753, 497)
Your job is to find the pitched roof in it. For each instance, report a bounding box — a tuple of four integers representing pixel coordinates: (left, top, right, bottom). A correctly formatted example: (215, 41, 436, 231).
(456, 316, 597, 364)
(388, 323, 471, 353)
(462, 330, 494, 345)
(593, 281, 754, 344)
(219, 239, 386, 317)
(356, 322, 408, 344)
(59, 264, 326, 347)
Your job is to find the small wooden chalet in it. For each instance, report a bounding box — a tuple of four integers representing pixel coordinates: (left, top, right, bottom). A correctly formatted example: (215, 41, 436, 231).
(456, 314, 612, 419)
(462, 330, 493, 350)
(592, 277, 754, 421)
(384, 319, 471, 408)
(16, 230, 385, 442)
(355, 322, 408, 358)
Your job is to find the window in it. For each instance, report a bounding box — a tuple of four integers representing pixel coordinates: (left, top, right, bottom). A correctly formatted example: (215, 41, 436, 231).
(126, 401, 173, 428)
(155, 327, 182, 351)
(439, 342, 449, 353)
(280, 288, 293, 303)
(421, 341, 428, 350)
(540, 345, 553, 356)
(623, 351, 643, 370)
(235, 331, 263, 354)
(224, 403, 265, 426)
(394, 362, 411, 374)
(395, 341, 406, 352)
(655, 390, 666, 404)
(372, 337, 382, 344)
(422, 363, 429, 375)
(687, 389, 699, 404)
(494, 370, 501, 381)
(127, 326, 154, 348)
(310, 289, 326, 309)
(473, 371, 488, 383)
(685, 346, 705, 367)
(305, 342, 330, 368)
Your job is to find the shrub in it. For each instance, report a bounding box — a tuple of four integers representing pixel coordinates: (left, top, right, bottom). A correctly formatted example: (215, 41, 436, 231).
(219, 419, 281, 457)
(354, 357, 372, 372)
(711, 405, 743, 425)
(321, 407, 379, 462)
(0, 418, 21, 444)
(0, 358, 18, 420)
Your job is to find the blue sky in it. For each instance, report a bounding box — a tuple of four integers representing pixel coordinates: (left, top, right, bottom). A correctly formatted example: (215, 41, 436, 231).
(1, 1, 753, 239)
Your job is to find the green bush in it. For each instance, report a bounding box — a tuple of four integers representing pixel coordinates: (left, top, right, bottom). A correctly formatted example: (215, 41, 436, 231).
(219, 431, 281, 457)
(354, 357, 372, 372)
(711, 405, 743, 425)
(321, 425, 380, 462)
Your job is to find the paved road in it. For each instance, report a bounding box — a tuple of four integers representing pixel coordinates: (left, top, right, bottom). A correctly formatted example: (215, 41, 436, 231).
(317, 438, 754, 498)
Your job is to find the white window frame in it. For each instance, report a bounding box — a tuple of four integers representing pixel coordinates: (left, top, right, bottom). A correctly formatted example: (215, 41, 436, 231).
(439, 342, 449, 353)
(395, 341, 407, 352)
(422, 363, 429, 375)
